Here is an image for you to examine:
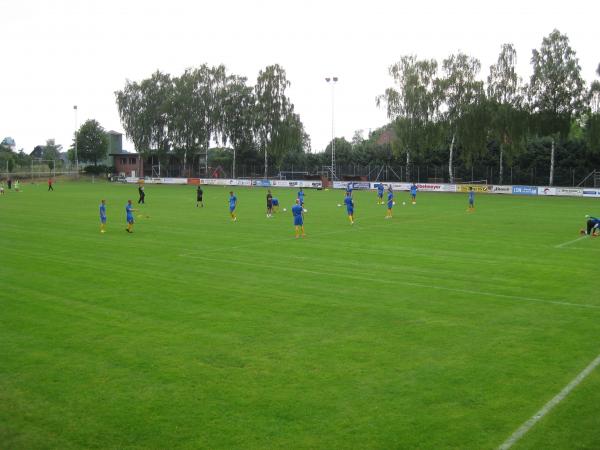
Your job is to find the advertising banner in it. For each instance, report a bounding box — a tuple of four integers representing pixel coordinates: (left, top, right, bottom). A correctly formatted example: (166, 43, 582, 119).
(162, 177, 187, 185)
(539, 187, 557, 196)
(583, 189, 600, 198)
(555, 187, 583, 197)
(512, 186, 538, 195)
(455, 184, 489, 193)
(252, 179, 272, 187)
(187, 178, 200, 185)
(490, 185, 512, 194)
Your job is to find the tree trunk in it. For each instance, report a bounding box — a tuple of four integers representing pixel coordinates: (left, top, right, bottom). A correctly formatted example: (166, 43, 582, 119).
(549, 137, 555, 186)
(406, 150, 411, 182)
(233, 147, 236, 179)
(448, 133, 455, 184)
(264, 147, 268, 179)
(499, 144, 503, 185)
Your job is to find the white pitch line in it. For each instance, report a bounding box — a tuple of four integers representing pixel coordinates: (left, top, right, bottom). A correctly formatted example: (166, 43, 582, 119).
(498, 352, 600, 449)
(554, 236, 588, 248)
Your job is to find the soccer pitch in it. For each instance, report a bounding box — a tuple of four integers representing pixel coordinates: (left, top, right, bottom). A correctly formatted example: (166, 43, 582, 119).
(1, 181, 599, 449)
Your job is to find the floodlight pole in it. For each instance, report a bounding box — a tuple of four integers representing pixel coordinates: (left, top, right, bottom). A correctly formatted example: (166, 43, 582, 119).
(73, 105, 79, 177)
(325, 76, 338, 181)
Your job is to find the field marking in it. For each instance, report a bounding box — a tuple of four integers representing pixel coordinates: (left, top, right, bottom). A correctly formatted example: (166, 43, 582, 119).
(498, 352, 600, 449)
(179, 254, 600, 311)
(554, 236, 588, 248)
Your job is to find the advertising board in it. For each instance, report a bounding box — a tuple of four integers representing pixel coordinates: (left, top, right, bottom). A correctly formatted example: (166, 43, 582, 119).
(512, 186, 538, 195)
(490, 185, 512, 194)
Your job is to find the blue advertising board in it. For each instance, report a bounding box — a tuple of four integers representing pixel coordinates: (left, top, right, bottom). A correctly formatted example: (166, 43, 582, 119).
(512, 185, 538, 195)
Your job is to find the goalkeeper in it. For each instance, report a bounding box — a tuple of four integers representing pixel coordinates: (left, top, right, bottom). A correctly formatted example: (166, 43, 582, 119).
(581, 215, 600, 237)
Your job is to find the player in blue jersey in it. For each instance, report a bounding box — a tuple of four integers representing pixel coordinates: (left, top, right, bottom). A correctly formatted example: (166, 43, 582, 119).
(580, 215, 600, 236)
(386, 190, 394, 219)
(410, 183, 418, 205)
(297, 188, 305, 206)
(99, 199, 107, 233)
(468, 187, 475, 212)
(125, 200, 136, 233)
(376, 183, 384, 204)
(292, 199, 305, 238)
(229, 191, 237, 221)
(344, 191, 354, 224)
(272, 197, 279, 212)
(346, 182, 353, 196)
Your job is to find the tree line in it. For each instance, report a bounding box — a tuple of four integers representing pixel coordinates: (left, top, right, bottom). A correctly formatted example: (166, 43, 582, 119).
(115, 64, 309, 178)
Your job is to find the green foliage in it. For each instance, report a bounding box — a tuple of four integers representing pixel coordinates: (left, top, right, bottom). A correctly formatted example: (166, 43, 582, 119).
(83, 164, 110, 175)
(74, 120, 109, 166)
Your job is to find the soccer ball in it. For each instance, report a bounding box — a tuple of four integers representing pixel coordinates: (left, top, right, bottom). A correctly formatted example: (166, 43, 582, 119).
(303, 209, 308, 213)
(402, 202, 406, 206)
(283, 208, 287, 212)
(337, 203, 341, 207)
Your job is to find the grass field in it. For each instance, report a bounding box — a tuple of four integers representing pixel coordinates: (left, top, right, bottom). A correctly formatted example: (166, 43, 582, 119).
(1, 180, 599, 449)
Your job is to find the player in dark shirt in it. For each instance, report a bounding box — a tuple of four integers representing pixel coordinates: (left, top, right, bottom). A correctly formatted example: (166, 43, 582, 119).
(138, 185, 145, 204)
(266, 190, 273, 217)
(196, 186, 204, 207)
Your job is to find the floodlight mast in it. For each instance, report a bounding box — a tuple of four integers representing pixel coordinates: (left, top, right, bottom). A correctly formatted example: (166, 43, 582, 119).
(325, 76, 338, 181)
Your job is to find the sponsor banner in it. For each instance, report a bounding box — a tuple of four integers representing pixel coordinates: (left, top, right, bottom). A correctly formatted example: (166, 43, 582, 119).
(513, 185, 538, 195)
(556, 187, 583, 197)
(455, 184, 489, 193)
(333, 181, 349, 189)
(490, 185, 512, 194)
(187, 178, 200, 185)
(252, 179, 272, 187)
(583, 189, 600, 198)
(352, 182, 371, 190)
(162, 177, 187, 185)
(125, 177, 141, 184)
(539, 187, 557, 196)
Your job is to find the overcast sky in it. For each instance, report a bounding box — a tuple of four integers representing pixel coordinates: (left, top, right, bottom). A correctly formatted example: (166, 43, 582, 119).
(2, 0, 599, 154)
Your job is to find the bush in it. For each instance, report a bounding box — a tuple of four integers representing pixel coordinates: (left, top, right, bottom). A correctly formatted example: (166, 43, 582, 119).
(84, 164, 110, 175)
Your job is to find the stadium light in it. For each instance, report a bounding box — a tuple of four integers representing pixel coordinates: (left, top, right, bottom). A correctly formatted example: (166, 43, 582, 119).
(325, 76, 338, 181)
(73, 105, 79, 176)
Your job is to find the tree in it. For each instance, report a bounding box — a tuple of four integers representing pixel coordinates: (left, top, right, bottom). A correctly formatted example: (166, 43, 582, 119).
(528, 29, 585, 185)
(439, 52, 484, 183)
(377, 56, 440, 181)
(254, 64, 294, 178)
(74, 120, 109, 166)
(487, 43, 528, 184)
(42, 139, 62, 168)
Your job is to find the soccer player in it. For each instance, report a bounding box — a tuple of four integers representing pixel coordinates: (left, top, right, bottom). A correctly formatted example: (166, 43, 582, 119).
(580, 215, 600, 237)
(229, 191, 237, 221)
(272, 197, 279, 212)
(292, 198, 305, 238)
(297, 188, 305, 206)
(14, 179, 20, 192)
(385, 189, 394, 219)
(468, 187, 475, 211)
(376, 183, 384, 204)
(0, 182, 4, 195)
(196, 185, 204, 207)
(138, 185, 145, 204)
(346, 182, 353, 196)
(266, 190, 273, 217)
(344, 191, 354, 224)
(7, 178, 11, 190)
(48, 177, 54, 191)
(125, 200, 136, 233)
(410, 182, 417, 204)
(99, 199, 107, 233)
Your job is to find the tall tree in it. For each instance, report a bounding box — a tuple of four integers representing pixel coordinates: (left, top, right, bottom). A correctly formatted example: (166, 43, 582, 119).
(439, 52, 484, 183)
(42, 139, 63, 168)
(487, 43, 528, 184)
(377, 55, 440, 181)
(254, 64, 294, 178)
(221, 74, 256, 178)
(528, 29, 585, 185)
(74, 120, 109, 166)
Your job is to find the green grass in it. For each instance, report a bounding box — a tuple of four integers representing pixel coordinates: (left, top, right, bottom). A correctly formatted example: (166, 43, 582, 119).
(1, 180, 599, 449)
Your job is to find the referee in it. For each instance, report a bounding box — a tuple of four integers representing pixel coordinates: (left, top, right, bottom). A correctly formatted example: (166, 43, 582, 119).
(196, 185, 204, 207)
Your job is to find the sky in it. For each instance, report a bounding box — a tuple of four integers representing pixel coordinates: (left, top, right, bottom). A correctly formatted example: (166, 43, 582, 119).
(1, 0, 599, 154)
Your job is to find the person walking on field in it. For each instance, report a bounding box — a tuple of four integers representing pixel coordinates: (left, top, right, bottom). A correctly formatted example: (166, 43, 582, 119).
(138, 184, 145, 204)
(196, 185, 204, 207)
(48, 177, 54, 191)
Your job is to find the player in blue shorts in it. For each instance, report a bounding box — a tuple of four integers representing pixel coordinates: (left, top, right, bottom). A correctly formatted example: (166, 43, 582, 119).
(125, 200, 136, 233)
(292, 199, 305, 238)
(580, 215, 600, 236)
(99, 199, 107, 233)
(376, 183, 384, 204)
(297, 188, 305, 206)
(344, 191, 354, 224)
(468, 187, 475, 212)
(272, 197, 279, 212)
(386, 190, 394, 219)
(410, 183, 418, 205)
(229, 191, 237, 221)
